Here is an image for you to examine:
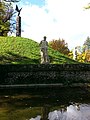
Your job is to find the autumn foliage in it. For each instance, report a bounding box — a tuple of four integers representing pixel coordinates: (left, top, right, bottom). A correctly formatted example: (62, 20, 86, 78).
(49, 39, 70, 55)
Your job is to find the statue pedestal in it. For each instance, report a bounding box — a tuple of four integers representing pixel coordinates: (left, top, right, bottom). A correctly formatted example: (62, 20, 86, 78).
(40, 48, 50, 64)
(16, 16, 21, 37)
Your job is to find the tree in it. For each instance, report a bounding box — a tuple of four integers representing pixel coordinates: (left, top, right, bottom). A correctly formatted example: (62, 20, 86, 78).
(83, 36, 90, 52)
(0, 1, 14, 36)
(82, 37, 90, 62)
(85, 50, 90, 62)
(76, 52, 86, 62)
(84, 3, 90, 9)
(3, 0, 20, 2)
(73, 37, 90, 63)
(49, 39, 70, 55)
(68, 50, 73, 59)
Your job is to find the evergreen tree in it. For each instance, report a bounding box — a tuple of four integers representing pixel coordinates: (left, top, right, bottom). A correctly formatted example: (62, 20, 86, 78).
(83, 37, 90, 62)
(83, 36, 90, 52)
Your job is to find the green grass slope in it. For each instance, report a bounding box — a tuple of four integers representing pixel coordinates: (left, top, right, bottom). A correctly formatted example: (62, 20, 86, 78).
(0, 36, 77, 64)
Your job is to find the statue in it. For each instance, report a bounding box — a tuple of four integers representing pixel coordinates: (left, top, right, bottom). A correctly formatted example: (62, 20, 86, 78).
(15, 5, 22, 16)
(39, 36, 50, 64)
(15, 5, 22, 37)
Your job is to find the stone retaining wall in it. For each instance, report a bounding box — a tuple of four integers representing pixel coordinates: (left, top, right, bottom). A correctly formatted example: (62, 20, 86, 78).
(0, 64, 90, 86)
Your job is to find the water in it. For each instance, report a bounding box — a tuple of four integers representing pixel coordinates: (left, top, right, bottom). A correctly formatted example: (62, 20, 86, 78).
(48, 104, 90, 120)
(0, 87, 90, 120)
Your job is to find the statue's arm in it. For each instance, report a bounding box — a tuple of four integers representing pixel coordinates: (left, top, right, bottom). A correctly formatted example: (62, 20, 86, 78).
(46, 41, 48, 46)
(39, 41, 42, 46)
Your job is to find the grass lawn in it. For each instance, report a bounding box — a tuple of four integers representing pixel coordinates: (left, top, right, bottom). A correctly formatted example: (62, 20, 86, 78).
(0, 36, 77, 64)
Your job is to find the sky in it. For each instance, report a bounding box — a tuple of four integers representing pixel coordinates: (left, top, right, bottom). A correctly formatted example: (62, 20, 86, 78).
(13, 0, 90, 50)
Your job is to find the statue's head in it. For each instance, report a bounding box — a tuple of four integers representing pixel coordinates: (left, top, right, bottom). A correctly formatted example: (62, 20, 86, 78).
(43, 36, 47, 41)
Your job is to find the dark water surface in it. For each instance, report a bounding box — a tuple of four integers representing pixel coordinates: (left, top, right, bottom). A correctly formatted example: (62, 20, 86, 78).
(0, 87, 90, 120)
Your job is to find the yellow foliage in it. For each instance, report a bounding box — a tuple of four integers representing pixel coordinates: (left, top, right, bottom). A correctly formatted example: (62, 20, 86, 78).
(77, 52, 86, 63)
(68, 51, 73, 59)
(85, 50, 90, 62)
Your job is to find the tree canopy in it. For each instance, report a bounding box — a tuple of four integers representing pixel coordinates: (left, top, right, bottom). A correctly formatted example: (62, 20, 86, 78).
(49, 39, 70, 55)
(83, 37, 90, 62)
(3, 0, 20, 2)
(84, 3, 90, 9)
(74, 37, 90, 63)
(83, 36, 90, 51)
(0, 1, 14, 36)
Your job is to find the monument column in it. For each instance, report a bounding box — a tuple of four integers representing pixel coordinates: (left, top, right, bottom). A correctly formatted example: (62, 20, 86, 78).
(16, 16, 21, 36)
(15, 5, 22, 37)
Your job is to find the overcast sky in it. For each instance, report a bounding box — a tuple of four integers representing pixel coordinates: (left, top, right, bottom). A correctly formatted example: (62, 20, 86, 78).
(14, 0, 90, 50)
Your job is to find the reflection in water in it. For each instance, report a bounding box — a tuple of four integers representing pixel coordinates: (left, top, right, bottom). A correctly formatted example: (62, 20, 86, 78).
(29, 104, 90, 120)
(0, 87, 90, 120)
(48, 104, 90, 120)
(29, 115, 41, 120)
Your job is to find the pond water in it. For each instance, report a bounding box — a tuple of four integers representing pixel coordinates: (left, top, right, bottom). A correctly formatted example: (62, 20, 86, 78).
(0, 87, 90, 120)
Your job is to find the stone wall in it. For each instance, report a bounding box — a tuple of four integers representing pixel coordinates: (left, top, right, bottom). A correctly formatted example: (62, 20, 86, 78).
(0, 64, 90, 86)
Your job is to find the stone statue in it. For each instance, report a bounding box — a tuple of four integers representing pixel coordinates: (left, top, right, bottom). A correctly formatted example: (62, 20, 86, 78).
(39, 36, 50, 64)
(15, 5, 22, 16)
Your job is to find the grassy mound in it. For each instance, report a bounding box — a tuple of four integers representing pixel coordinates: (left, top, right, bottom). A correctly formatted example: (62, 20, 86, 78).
(0, 36, 77, 64)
